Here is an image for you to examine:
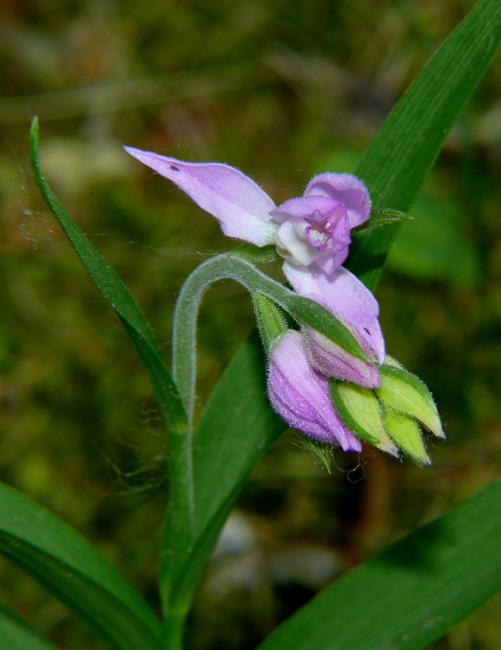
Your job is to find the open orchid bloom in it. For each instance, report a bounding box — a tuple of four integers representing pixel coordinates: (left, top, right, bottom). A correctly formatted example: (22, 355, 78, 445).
(124, 147, 371, 275)
(267, 330, 363, 451)
(125, 146, 383, 387)
(283, 262, 385, 387)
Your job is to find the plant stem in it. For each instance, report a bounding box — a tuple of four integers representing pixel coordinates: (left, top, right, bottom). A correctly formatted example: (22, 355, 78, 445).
(162, 610, 189, 650)
(172, 251, 366, 426)
(158, 415, 194, 638)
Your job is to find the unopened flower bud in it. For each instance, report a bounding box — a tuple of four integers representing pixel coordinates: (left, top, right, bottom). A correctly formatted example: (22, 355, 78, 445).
(305, 327, 381, 388)
(382, 408, 431, 466)
(375, 363, 444, 439)
(329, 380, 398, 457)
(267, 331, 363, 451)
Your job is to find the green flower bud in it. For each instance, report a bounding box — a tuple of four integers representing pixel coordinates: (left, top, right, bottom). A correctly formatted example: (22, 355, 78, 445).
(329, 355, 444, 464)
(382, 408, 431, 466)
(329, 380, 398, 457)
(375, 364, 444, 439)
(382, 355, 404, 369)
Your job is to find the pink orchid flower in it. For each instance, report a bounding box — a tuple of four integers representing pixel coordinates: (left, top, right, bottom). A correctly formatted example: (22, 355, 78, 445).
(125, 147, 382, 387)
(124, 147, 370, 275)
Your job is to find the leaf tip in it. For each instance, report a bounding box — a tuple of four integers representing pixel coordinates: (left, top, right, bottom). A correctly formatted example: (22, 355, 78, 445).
(30, 116, 39, 141)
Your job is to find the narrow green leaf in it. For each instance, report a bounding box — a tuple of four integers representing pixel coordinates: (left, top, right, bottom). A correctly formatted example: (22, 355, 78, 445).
(349, 0, 501, 290)
(0, 601, 58, 650)
(0, 483, 162, 650)
(30, 120, 196, 626)
(257, 478, 501, 650)
(29, 117, 187, 435)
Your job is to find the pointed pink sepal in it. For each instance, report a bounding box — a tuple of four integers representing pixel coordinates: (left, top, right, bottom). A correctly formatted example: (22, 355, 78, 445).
(124, 147, 278, 246)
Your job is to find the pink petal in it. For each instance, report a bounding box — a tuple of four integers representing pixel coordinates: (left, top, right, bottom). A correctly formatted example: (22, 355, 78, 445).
(313, 247, 350, 275)
(283, 263, 385, 365)
(304, 173, 371, 228)
(305, 329, 381, 388)
(124, 147, 278, 246)
(268, 331, 363, 451)
(270, 195, 340, 223)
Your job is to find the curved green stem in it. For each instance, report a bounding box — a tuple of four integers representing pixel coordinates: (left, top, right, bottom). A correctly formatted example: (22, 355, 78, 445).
(172, 251, 368, 425)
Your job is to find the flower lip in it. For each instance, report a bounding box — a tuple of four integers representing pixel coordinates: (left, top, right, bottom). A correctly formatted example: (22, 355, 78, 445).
(271, 195, 353, 273)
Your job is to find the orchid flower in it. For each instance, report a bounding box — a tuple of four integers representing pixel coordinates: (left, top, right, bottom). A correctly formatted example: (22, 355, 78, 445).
(124, 147, 380, 382)
(125, 147, 443, 464)
(124, 147, 371, 275)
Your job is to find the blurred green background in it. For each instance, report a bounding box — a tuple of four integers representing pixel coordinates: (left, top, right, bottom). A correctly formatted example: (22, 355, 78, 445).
(1, 1, 500, 648)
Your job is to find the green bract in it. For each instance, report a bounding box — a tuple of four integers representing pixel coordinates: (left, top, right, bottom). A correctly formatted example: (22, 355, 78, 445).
(329, 381, 396, 453)
(376, 364, 444, 439)
(329, 358, 444, 465)
(383, 409, 430, 466)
